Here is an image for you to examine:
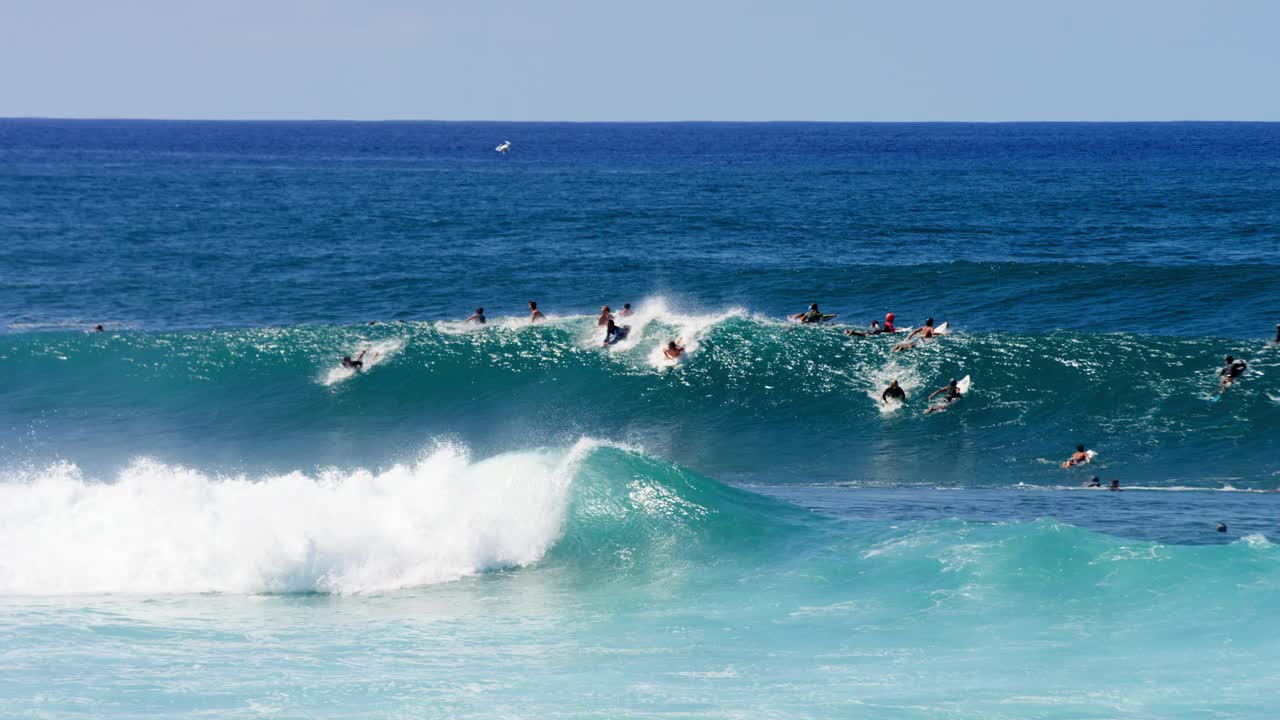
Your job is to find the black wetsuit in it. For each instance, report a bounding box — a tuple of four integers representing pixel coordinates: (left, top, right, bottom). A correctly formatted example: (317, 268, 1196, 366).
(882, 385, 905, 402)
(605, 325, 629, 344)
(1223, 360, 1247, 380)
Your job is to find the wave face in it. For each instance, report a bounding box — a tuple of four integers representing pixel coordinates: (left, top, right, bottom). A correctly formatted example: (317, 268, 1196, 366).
(4, 306, 1278, 488)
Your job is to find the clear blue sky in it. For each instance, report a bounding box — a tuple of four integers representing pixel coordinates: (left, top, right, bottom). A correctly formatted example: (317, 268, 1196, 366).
(3, 0, 1278, 121)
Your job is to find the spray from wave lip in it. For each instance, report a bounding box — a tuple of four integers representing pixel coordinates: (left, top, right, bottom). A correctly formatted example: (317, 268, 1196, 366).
(0, 441, 602, 595)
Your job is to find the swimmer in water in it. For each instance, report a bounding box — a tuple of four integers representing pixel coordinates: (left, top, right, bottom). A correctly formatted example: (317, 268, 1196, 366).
(598, 306, 614, 326)
(341, 350, 367, 370)
(791, 303, 825, 324)
(1062, 444, 1092, 469)
(846, 320, 882, 337)
(464, 307, 486, 324)
(662, 340, 685, 360)
(1217, 355, 1247, 392)
(881, 379, 906, 404)
(1109, 479, 1121, 491)
(619, 303, 633, 317)
(529, 301, 546, 323)
(603, 318, 629, 346)
(93, 324, 104, 332)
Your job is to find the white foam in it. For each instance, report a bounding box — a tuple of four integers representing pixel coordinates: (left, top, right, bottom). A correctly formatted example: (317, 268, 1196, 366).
(0, 442, 596, 595)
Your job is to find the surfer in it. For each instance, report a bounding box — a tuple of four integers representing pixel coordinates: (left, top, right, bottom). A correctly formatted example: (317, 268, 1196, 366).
(1109, 479, 1122, 491)
(93, 324, 104, 332)
(1273, 323, 1279, 345)
(846, 320, 883, 337)
(341, 350, 367, 370)
(1217, 355, 1247, 390)
(883, 312, 897, 333)
(791, 303, 827, 324)
(1062, 444, 1092, 468)
(908, 318, 939, 341)
(1087, 476, 1102, 487)
(926, 378, 963, 409)
(598, 306, 614, 326)
(603, 319, 629, 346)
(619, 303, 634, 317)
(464, 307, 486, 324)
(881, 379, 906, 403)
(529, 301, 546, 323)
(894, 318, 939, 352)
(663, 340, 685, 360)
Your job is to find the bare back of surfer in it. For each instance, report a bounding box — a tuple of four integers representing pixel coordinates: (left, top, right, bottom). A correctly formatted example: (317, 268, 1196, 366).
(598, 306, 614, 326)
(894, 318, 936, 352)
(1062, 444, 1092, 468)
(663, 340, 685, 360)
(529, 301, 546, 323)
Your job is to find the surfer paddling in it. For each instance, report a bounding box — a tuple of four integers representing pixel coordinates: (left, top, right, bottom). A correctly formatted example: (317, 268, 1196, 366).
(1217, 355, 1247, 392)
(846, 320, 883, 337)
(341, 351, 367, 370)
(791, 303, 834, 324)
(894, 318, 939, 352)
(602, 318, 629, 346)
(881, 379, 906, 404)
(924, 377, 963, 413)
(528, 300, 546, 323)
(1062, 444, 1093, 469)
(464, 307, 486, 324)
(663, 340, 685, 360)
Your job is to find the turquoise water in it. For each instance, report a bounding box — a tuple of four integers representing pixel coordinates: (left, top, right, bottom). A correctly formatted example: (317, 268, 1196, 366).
(3, 121, 1280, 718)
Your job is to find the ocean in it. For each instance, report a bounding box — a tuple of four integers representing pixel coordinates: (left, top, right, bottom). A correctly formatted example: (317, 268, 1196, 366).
(2, 120, 1279, 718)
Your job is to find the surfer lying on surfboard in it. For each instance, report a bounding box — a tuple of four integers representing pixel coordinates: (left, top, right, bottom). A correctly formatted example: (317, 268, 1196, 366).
(603, 318, 630, 346)
(1216, 355, 1247, 393)
(791, 303, 837, 324)
(881, 379, 906, 404)
(924, 377, 964, 413)
(894, 318, 941, 352)
(341, 351, 367, 370)
(1062, 444, 1094, 468)
(663, 340, 685, 360)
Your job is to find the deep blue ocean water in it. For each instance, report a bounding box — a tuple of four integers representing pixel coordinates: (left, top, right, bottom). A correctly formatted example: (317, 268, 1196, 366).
(2, 120, 1279, 718)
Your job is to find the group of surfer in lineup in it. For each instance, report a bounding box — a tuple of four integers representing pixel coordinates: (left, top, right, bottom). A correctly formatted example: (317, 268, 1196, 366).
(344, 304, 1273, 412)
(463, 301, 689, 359)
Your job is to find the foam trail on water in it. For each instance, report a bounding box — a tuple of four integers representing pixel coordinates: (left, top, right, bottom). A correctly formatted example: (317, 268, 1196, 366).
(0, 441, 600, 595)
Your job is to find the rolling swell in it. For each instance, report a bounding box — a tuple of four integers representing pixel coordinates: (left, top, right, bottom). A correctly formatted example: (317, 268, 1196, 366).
(3, 309, 1278, 486)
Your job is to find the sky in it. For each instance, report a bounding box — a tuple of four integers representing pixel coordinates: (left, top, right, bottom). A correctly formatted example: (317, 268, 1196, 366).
(2, 0, 1278, 121)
